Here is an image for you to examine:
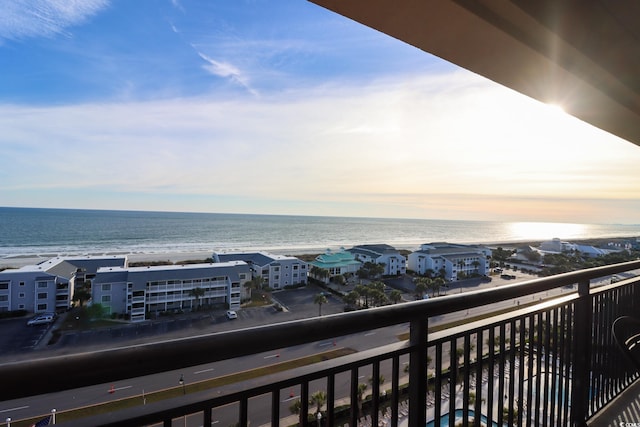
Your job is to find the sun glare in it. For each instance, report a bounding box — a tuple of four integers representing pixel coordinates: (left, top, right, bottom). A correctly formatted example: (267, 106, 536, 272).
(508, 222, 587, 241)
(544, 103, 567, 116)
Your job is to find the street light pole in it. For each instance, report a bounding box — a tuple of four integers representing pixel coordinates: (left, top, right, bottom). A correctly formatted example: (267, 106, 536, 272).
(179, 374, 185, 395)
(52, 409, 56, 424)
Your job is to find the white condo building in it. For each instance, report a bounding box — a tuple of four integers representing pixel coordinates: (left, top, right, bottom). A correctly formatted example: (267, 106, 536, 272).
(212, 251, 307, 289)
(0, 256, 126, 314)
(347, 244, 406, 276)
(408, 243, 492, 281)
(92, 261, 251, 322)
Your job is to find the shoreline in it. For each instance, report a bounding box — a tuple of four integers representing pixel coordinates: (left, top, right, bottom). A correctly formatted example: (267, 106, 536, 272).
(1, 236, 634, 270)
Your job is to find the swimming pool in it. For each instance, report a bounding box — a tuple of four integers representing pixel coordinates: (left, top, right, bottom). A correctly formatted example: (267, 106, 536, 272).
(426, 409, 501, 427)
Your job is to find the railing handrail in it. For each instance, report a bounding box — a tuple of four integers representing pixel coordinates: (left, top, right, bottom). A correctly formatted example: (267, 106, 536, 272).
(2, 260, 639, 401)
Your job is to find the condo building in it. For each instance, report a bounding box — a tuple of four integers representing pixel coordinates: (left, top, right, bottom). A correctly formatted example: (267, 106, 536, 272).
(0, 256, 126, 314)
(92, 261, 251, 322)
(408, 242, 492, 281)
(212, 251, 308, 289)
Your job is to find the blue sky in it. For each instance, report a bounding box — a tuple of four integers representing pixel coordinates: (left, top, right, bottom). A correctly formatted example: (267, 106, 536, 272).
(1, 0, 639, 224)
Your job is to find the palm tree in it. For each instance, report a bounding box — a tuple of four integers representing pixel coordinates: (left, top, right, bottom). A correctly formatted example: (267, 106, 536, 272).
(389, 290, 402, 304)
(432, 277, 446, 296)
(357, 383, 368, 416)
(309, 390, 327, 415)
(368, 374, 386, 395)
(289, 398, 302, 424)
(72, 284, 91, 308)
(314, 293, 328, 316)
(354, 284, 370, 308)
(188, 287, 205, 310)
(472, 260, 480, 274)
(414, 278, 429, 299)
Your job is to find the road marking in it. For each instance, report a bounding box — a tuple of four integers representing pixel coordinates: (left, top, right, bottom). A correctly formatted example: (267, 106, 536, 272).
(318, 341, 333, 347)
(194, 368, 214, 374)
(364, 332, 376, 336)
(0, 406, 29, 414)
(283, 396, 299, 402)
(264, 353, 280, 359)
(114, 385, 132, 391)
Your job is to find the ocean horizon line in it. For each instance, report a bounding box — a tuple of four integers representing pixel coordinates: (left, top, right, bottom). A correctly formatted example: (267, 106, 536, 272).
(2, 205, 638, 227)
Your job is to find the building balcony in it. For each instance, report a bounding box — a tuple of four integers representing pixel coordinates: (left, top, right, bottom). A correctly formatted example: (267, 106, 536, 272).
(1, 260, 639, 426)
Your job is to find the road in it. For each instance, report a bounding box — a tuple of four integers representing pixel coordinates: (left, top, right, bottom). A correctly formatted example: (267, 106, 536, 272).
(0, 271, 618, 425)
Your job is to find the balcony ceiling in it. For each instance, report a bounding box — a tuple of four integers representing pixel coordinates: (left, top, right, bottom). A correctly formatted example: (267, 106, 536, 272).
(309, 0, 640, 147)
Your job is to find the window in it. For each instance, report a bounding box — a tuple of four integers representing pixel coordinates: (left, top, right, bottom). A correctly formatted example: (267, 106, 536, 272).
(37, 303, 47, 310)
(19, 281, 25, 286)
(0, 283, 8, 290)
(0, 295, 8, 302)
(102, 284, 111, 292)
(102, 295, 111, 303)
(37, 281, 48, 288)
(18, 304, 24, 309)
(18, 293, 25, 298)
(239, 274, 246, 279)
(37, 292, 47, 299)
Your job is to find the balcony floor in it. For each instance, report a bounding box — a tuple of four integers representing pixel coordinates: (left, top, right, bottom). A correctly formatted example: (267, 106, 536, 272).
(588, 378, 640, 427)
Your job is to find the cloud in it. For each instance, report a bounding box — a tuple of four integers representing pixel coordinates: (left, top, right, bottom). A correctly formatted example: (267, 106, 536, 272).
(196, 51, 258, 96)
(0, 70, 638, 222)
(0, 0, 109, 41)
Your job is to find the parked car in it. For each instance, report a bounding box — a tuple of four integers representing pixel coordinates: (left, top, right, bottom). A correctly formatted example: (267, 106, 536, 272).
(226, 310, 238, 320)
(27, 314, 55, 326)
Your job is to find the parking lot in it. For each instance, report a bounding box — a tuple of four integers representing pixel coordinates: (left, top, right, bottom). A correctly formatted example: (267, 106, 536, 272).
(0, 317, 54, 357)
(0, 275, 541, 357)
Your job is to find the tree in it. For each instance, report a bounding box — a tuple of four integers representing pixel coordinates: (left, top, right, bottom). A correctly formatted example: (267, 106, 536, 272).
(414, 278, 429, 300)
(357, 262, 385, 280)
(72, 285, 91, 308)
(356, 383, 368, 416)
(332, 274, 346, 285)
(389, 290, 402, 304)
(188, 287, 205, 309)
(86, 302, 107, 320)
(369, 289, 388, 307)
(310, 266, 329, 283)
(310, 390, 327, 414)
(343, 291, 359, 307)
(314, 293, 328, 316)
(289, 398, 302, 424)
(368, 374, 386, 394)
(472, 260, 480, 274)
(354, 284, 370, 308)
(432, 277, 446, 296)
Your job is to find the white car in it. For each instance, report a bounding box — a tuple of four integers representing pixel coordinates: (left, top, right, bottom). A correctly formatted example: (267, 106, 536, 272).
(226, 310, 238, 320)
(27, 314, 55, 326)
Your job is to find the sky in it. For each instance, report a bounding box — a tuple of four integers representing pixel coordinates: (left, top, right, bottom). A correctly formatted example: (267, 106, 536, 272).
(1, 0, 639, 225)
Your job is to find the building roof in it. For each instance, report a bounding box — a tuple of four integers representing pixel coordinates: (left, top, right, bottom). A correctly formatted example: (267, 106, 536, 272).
(1, 256, 127, 279)
(95, 261, 250, 283)
(311, 249, 361, 269)
(348, 244, 401, 257)
(214, 251, 300, 267)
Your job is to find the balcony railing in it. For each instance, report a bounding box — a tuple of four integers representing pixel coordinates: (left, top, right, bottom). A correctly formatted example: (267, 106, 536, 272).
(2, 260, 639, 426)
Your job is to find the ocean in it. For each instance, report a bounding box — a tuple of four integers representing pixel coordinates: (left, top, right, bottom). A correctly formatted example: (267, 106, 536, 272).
(1, 207, 639, 259)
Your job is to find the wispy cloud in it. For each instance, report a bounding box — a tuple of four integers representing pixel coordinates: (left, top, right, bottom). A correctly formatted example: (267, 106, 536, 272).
(1, 71, 637, 221)
(0, 0, 109, 41)
(196, 50, 258, 96)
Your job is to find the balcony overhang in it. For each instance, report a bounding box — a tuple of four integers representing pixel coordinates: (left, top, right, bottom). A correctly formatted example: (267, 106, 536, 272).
(309, 0, 640, 147)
